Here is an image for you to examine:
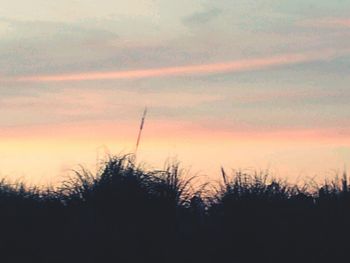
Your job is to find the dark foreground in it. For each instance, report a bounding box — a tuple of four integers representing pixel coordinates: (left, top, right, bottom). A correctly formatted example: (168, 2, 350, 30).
(1, 155, 350, 263)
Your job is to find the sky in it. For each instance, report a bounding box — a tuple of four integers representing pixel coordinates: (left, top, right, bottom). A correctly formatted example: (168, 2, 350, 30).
(0, 0, 350, 184)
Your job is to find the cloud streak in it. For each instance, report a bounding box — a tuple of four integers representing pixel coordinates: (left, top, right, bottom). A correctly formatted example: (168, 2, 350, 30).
(331, 19, 350, 27)
(301, 18, 350, 28)
(183, 7, 222, 26)
(5, 50, 344, 83)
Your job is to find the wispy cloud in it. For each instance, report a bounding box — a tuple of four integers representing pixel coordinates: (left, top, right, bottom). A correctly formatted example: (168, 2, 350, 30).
(326, 18, 350, 27)
(5, 49, 345, 83)
(182, 8, 222, 26)
(299, 18, 350, 28)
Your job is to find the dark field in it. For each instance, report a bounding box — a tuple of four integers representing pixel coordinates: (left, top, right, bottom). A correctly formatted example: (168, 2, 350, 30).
(1, 155, 350, 263)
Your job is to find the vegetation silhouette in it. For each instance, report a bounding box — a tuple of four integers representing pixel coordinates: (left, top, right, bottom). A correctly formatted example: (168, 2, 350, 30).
(1, 154, 350, 263)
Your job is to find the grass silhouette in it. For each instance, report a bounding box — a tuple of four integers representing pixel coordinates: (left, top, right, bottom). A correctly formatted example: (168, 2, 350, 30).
(0, 154, 350, 263)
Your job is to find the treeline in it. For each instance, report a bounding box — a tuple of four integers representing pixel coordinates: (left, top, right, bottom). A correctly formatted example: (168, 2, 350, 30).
(1, 155, 350, 263)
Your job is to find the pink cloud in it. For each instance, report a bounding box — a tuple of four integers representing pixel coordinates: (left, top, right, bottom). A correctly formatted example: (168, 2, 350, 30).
(300, 18, 350, 28)
(329, 18, 350, 27)
(6, 50, 343, 83)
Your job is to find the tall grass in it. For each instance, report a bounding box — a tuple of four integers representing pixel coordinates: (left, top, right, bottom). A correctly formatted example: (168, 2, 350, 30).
(0, 155, 349, 263)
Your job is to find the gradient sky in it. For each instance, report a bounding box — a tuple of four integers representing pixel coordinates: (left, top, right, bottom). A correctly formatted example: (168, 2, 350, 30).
(1, 0, 350, 184)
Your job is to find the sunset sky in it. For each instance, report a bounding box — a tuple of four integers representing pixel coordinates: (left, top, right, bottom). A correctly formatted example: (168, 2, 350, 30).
(1, 1, 350, 184)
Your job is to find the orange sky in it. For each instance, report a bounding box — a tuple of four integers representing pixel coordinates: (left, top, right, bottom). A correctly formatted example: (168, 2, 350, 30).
(0, 120, 349, 185)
